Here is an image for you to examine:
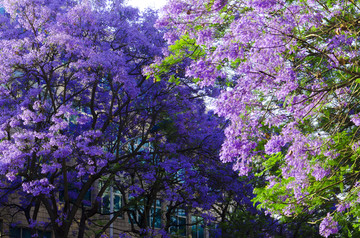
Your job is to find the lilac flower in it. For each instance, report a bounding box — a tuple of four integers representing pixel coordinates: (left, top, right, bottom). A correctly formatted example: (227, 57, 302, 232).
(265, 135, 285, 155)
(351, 113, 360, 126)
(22, 178, 55, 196)
(319, 213, 339, 238)
(312, 165, 329, 181)
(335, 203, 350, 213)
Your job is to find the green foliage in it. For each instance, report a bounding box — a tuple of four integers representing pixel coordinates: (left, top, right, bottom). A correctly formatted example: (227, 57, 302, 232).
(148, 35, 205, 83)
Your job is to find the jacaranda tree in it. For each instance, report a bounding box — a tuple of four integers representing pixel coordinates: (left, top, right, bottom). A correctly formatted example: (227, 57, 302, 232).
(0, 0, 288, 237)
(0, 0, 251, 237)
(0, 0, 166, 236)
(150, 0, 360, 236)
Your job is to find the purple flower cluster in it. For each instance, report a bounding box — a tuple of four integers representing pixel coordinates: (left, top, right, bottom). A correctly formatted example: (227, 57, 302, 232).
(22, 178, 55, 196)
(0, 0, 256, 236)
(319, 213, 338, 238)
(351, 113, 360, 126)
(152, 0, 360, 236)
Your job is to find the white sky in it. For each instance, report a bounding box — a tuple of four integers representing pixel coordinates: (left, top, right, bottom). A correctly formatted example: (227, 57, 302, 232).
(126, 0, 168, 11)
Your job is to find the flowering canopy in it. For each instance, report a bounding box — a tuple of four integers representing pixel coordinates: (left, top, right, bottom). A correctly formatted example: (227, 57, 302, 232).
(151, 0, 360, 236)
(0, 0, 254, 237)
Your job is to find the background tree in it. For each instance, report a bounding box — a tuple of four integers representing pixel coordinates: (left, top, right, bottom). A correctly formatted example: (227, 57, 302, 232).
(0, 0, 281, 238)
(150, 0, 360, 236)
(0, 0, 164, 236)
(0, 0, 225, 237)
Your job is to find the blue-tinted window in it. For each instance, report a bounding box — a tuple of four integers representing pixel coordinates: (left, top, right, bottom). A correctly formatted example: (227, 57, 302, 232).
(9, 227, 21, 238)
(170, 209, 186, 237)
(150, 207, 162, 228)
(191, 216, 204, 238)
(99, 182, 123, 216)
(10, 227, 51, 238)
(128, 199, 162, 229)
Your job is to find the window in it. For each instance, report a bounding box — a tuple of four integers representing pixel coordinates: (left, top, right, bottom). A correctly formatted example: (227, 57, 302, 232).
(99, 182, 123, 216)
(169, 209, 186, 237)
(150, 200, 162, 229)
(128, 199, 162, 229)
(9, 227, 51, 238)
(127, 197, 146, 225)
(191, 216, 204, 238)
(128, 202, 145, 225)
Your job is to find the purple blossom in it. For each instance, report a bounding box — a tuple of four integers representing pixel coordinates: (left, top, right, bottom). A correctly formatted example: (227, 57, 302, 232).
(335, 203, 350, 213)
(351, 113, 360, 126)
(312, 165, 329, 181)
(22, 178, 55, 196)
(319, 213, 338, 238)
(265, 135, 285, 155)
